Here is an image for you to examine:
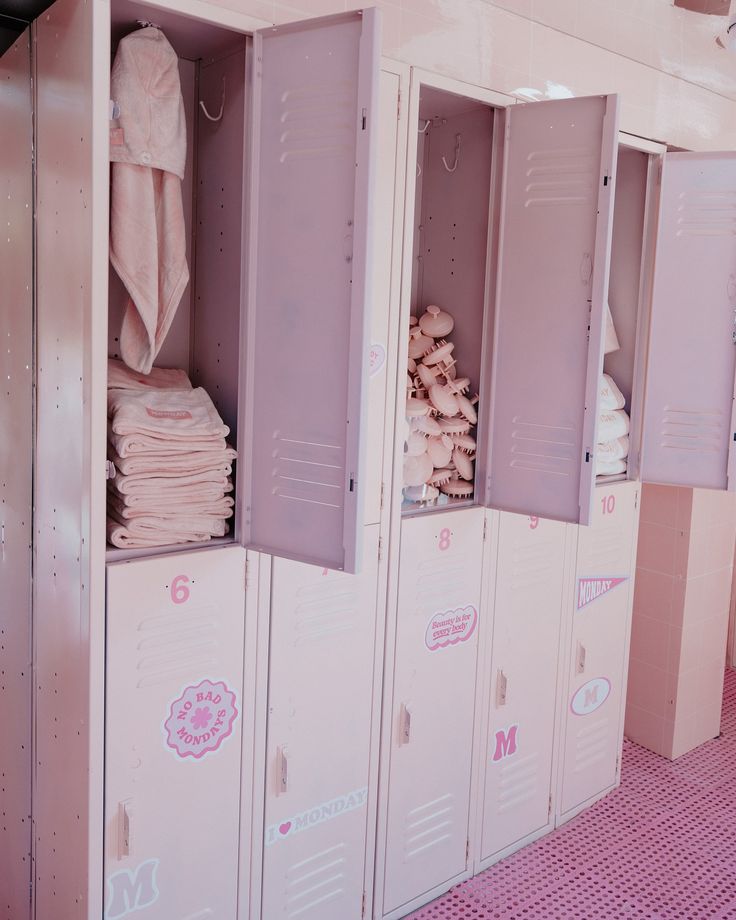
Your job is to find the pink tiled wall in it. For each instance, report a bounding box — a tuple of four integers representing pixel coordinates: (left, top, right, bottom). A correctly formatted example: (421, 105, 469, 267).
(208, 0, 736, 151)
(626, 485, 736, 759)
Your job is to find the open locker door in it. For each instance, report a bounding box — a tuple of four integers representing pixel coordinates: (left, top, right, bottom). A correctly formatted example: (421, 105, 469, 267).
(486, 95, 619, 525)
(243, 10, 379, 573)
(640, 152, 736, 491)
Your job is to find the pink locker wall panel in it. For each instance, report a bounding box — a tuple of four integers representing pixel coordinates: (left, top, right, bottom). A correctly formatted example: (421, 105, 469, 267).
(559, 482, 639, 818)
(261, 525, 380, 920)
(383, 509, 485, 915)
(245, 11, 379, 573)
(641, 152, 736, 491)
(105, 547, 247, 919)
(481, 512, 567, 861)
(0, 29, 33, 919)
(487, 95, 619, 525)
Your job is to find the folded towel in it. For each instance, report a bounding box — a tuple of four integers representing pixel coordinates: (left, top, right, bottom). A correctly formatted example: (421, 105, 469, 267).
(107, 517, 228, 549)
(108, 492, 234, 520)
(108, 444, 237, 476)
(596, 458, 627, 477)
(110, 428, 228, 458)
(112, 466, 232, 496)
(597, 435, 629, 462)
(604, 302, 620, 355)
(599, 373, 625, 411)
(108, 357, 192, 392)
(108, 387, 229, 440)
(108, 506, 229, 538)
(598, 408, 630, 441)
(108, 480, 233, 507)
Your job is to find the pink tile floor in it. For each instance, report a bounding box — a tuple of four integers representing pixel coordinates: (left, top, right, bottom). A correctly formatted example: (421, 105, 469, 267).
(409, 669, 736, 920)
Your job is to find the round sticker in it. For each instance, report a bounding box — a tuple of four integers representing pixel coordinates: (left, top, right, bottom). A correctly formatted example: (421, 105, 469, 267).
(164, 678, 238, 760)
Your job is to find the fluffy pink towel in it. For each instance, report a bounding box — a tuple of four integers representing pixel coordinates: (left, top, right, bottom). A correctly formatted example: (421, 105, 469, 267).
(108, 507, 229, 537)
(599, 373, 625, 411)
(108, 492, 234, 520)
(108, 356, 191, 392)
(112, 467, 232, 496)
(596, 435, 629, 462)
(109, 388, 229, 440)
(596, 458, 627, 477)
(110, 429, 228, 458)
(109, 26, 189, 374)
(107, 517, 229, 549)
(108, 482, 233, 509)
(598, 408, 630, 441)
(108, 445, 237, 476)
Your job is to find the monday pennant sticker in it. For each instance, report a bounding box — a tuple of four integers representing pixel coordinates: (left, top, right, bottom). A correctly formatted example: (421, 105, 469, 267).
(577, 576, 627, 611)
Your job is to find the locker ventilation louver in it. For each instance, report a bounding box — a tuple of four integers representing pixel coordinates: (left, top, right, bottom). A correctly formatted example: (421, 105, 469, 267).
(511, 537, 557, 589)
(676, 189, 736, 236)
(573, 716, 610, 773)
(584, 526, 626, 571)
(660, 407, 723, 455)
(404, 793, 455, 860)
(272, 434, 345, 512)
(285, 842, 347, 917)
(293, 580, 359, 644)
(136, 606, 220, 688)
(496, 751, 541, 814)
(279, 83, 355, 164)
(509, 418, 577, 478)
(524, 148, 596, 208)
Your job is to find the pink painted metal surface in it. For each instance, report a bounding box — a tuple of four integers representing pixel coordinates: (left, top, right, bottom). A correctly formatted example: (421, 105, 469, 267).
(409, 669, 736, 920)
(105, 547, 246, 919)
(559, 481, 639, 819)
(245, 10, 379, 573)
(641, 152, 736, 491)
(382, 510, 484, 915)
(487, 95, 618, 526)
(261, 525, 380, 919)
(0, 28, 33, 920)
(480, 512, 567, 862)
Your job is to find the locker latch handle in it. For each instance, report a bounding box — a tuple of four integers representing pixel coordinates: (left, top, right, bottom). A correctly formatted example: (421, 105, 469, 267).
(399, 703, 412, 745)
(117, 800, 132, 860)
(496, 669, 508, 708)
(576, 642, 587, 675)
(277, 745, 288, 795)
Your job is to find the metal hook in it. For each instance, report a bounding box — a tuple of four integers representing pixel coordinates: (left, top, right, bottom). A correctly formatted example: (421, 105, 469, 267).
(200, 79, 225, 123)
(418, 118, 432, 134)
(442, 133, 461, 173)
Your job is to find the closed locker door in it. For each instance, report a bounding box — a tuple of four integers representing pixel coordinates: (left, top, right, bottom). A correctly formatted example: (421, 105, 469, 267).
(262, 524, 380, 920)
(105, 546, 246, 920)
(383, 509, 485, 915)
(559, 483, 638, 818)
(481, 512, 567, 861)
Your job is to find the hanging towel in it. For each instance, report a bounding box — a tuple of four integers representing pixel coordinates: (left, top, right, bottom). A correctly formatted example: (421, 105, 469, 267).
(108, 387, 229, 441)
(109, 26, 189, 374)
(598, 408, 630, 442)
(596, 458, 627, 477)
(108, 356, 192, 392)
(596, 435, 630, 462)
(599, 373, 626, 411)
(604, 302, 620, 355)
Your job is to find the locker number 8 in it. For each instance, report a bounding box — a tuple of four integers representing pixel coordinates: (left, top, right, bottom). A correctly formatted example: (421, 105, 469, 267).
(601, 495, 616, 515)
(171, 574, 191, 605)
(438, 528, 451, 551)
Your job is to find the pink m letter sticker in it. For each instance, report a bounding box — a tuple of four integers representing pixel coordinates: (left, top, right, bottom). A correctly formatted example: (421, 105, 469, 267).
(571, 677, 611, 716)
(425, 605, 478, 651)
(164, 678, 238, 760)
(492, 724, 519, 762)
(106, 859, 159, 919)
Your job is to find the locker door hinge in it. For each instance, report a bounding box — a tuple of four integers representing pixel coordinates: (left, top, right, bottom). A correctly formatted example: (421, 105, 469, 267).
(548, 792, 553, 818)
(362, 107, 367, 130)
(380, 481, 385, 510)
(361, 891, 367, 918)
(466, 838, 470, 862)
(397, 91, 401, 120)
(482, 516, 488, 542)
(634, 490, 639, 510)
(245, 558, 253, 590)
(656, 160, 663, 184)
(378, 536, 383, 562)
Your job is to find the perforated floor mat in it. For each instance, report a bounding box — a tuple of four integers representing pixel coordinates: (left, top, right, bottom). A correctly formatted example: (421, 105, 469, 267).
(408, 669, 736, 920)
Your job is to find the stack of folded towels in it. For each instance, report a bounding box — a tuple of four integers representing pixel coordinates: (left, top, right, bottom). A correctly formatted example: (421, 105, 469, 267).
(597, 372, 629, 477)
(107, 358, 236, 549)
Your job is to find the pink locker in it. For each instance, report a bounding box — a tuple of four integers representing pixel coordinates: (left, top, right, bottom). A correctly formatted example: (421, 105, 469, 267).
(378, 509, 487, 919)
(260, 525, 382, 920)
(556, 480, 640, 823)
(105, 547, 248, 918)
(476, 512, 572, 870)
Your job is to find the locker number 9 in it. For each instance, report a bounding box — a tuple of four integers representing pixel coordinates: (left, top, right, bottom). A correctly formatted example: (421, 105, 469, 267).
(171, 574, 191, 605)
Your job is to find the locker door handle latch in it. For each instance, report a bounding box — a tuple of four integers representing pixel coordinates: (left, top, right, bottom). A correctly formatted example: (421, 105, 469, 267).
(496, 669, 508, 707)
(277, 746, 288, 795)
(117, 800, 132, 860)
(576, 642, 587, 675)
(399, 703, 412, 745)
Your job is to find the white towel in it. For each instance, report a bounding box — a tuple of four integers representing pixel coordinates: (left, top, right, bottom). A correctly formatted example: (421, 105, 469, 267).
(604, 302, 620, 355)
(109, 480, 233, 507)
(597, 435, 629, 462)
(107, 517, 228, 549)
(109, 387, 228, 439)
(108, 445, 237, 477)
(598, 408, 629, 441)
(111, 467, 232, 496)
(599, 374, 625, 411)
(597, 458, 627, 477)
(108, 357, 192, 392)
(108, 492, 234, 520)
(110, 427, 228, 457)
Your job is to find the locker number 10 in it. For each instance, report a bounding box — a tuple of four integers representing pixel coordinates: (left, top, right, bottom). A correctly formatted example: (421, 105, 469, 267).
(601, 495, 616, 515)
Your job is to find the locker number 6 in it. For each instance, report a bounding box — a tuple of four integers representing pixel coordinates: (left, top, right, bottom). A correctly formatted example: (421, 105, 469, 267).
(601, 495, 616, 515)
(171, 574, 191, 605)
(438, 528, 452, 551)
